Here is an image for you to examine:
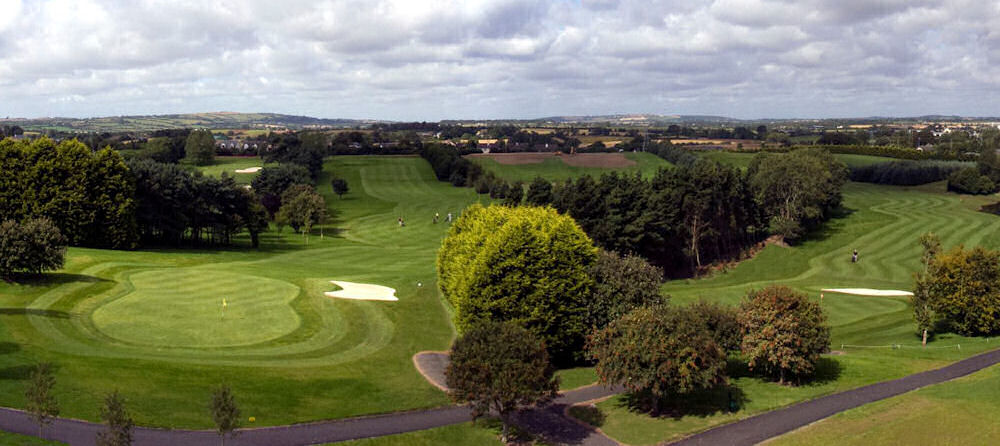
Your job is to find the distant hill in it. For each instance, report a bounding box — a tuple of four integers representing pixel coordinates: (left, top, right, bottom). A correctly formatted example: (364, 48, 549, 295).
(5, 112, 380, 133)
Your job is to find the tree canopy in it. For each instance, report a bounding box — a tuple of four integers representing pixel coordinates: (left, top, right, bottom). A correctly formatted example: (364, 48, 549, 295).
(914, 245, 1000, 336)
(437, 204, 597, 363)
(0, 218, 67, 279)
(184, 129, 216, 166)
(739, 285, 830, 384)
(445, 321, 559, 443)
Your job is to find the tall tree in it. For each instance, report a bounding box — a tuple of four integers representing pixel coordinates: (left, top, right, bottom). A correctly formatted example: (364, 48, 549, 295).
(739, 285, 830, 384)
(437, 204, 597, 363)
(589, 304, 727, 415)
(209, 385, 240, 446)
(25, 363, 59, 438)
(586, 250, 664, 329)
(185, 129, 216, 166)
(0, 218, 67, 279)
(96, 390, 134, 446)
(914, 245, 1000, 336)
(446, 321, 559, 443)
(276, 185, 327, 234)
(524, 177, 553, 206)
(748, 149, 847, 242)
(330, 177, 349, 198)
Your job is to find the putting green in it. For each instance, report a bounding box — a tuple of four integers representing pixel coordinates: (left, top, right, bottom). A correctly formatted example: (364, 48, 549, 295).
(91, 270, 301, 348)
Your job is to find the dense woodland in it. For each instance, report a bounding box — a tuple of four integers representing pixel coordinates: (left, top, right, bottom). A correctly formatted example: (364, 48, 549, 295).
(423, 141, 847, 278)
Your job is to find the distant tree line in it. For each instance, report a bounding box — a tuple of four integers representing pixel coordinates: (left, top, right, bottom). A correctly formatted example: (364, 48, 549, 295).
(850, 160, 968, 186)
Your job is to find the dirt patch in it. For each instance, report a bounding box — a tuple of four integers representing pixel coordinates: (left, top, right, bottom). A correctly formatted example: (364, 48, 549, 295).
(466, 152, 552, 165)
(561, 153, 636, 168)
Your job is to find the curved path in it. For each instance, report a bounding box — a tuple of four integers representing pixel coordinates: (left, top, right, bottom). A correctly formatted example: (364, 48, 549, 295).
(670, 347, 1000, 445)
(4, 347, 1000, 445)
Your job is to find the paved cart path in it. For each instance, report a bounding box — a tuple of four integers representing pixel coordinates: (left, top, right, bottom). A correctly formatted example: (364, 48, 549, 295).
(4, 347, 1000, 445)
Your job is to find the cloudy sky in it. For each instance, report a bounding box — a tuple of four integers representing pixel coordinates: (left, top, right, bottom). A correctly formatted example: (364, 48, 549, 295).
(1, 0, 998, 120)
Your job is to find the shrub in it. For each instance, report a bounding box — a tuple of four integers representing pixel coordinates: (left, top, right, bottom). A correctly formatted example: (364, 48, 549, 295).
(947, 167, 997, 195)
(586, 250, 664, 329)
(690, 300, 742, 354)
(437, 204, 597, 363)
(739, 285, 830, 384)
(446, 321, 559, 443)
(589, 304, 727, 415)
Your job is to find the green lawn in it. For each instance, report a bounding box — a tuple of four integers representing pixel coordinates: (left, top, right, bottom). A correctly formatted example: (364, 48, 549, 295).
(0, 431, 63, 446)
(699, 151, 896, 169)
(571, 180, 1000, 445)
(0, 156, 481, 428)
(770, 363, 1000, 445)
(468, 152, 671, 183)
(332, 422, 504, 446)
(193, 156, 273, 184)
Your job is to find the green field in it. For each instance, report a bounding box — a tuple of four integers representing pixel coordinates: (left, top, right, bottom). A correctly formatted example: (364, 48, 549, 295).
(568, 180, 1000, 445)
(699, 151, 897, 169)
(193, 156, 273, 184)
(0, 431, 63, 446)
(334, 422, 504, 446)
(770, 363, 1000, 445)
(467, 152, 671, 183)
(0, 156, 483, 428)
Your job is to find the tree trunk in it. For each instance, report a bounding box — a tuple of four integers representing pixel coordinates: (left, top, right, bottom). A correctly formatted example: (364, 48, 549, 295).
(500, 416, 509, 443)
(922, 329, 928, 347)
(780, 368, 786, 385)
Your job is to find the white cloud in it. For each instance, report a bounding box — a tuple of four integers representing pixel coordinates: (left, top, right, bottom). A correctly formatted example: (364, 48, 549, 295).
(0, 0, 997, 120)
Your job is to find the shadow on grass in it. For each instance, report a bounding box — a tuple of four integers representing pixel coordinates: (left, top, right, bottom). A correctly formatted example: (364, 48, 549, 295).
(0, 308, 70, 319)
(0, 342, 20, 355)
(4, 273, 107, 286)
(0, 365, 35, 380)
(618, 383, 748, 419)
(568, 404, 606, 427)
(796, 206, 857, 244)
(726, 356, 842, 387)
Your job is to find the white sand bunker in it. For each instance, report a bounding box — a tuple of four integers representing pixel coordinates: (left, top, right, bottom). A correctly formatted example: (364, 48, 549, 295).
(324, 281, 398, 301)
(234, 166, 262, 173)
(822, 288, 914, 297)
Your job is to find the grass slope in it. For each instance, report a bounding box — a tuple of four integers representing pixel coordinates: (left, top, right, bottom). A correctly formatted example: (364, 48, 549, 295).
(0, 156, 482, 428)
(700, 151, 897, 169)
(576, 181, 1000, 445)
(769, 363, 1000, 445)
(468, 152, 671, 183)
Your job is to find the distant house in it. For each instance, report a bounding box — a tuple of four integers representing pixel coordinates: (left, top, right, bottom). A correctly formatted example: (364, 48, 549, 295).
(477, 139, 500, 152)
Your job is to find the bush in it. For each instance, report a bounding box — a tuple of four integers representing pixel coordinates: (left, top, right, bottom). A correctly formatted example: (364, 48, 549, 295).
(915, 245, 1000, 336)
(437, 204, 597, 363)
(850, 160, 968, 186)
(589, 304, 727, 415)
(446, 321, 559, 443)
(0, 218, 67, 279)
(947, 167, 997, 195)
(586, 250, 664, 329)
(739, 285, 830, 384)
(689, 300, 742, 354)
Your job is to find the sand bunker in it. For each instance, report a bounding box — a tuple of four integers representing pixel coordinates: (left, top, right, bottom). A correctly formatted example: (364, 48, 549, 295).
(234, 166, 262, 173)
(324, 281, 398, 301)
(821, 288, 914, 297)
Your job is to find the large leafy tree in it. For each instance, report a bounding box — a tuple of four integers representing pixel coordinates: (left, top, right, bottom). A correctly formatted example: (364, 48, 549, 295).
(0, 218, 67, 279)
(586, 250, 664, 330)
(589, 304, 727, 415)
(739, 285, 830, 384)
(0, 138, 138, 249)
(748, 148, 847, 242)
(251, 164, 312, 217)
(524, 176, 553, 206)
(445, 321, 559, 443)
(276, 184, 327, 234)
(437, 204, 597, 363)
(914, 245, 1000, 336)
(184, 129, 216, 165)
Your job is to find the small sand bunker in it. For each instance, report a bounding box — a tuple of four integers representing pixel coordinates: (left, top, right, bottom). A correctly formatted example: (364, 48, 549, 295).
(324, 281, 398, 301)
(234, 166, 262, 174)
(822, 288, 914, 297)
